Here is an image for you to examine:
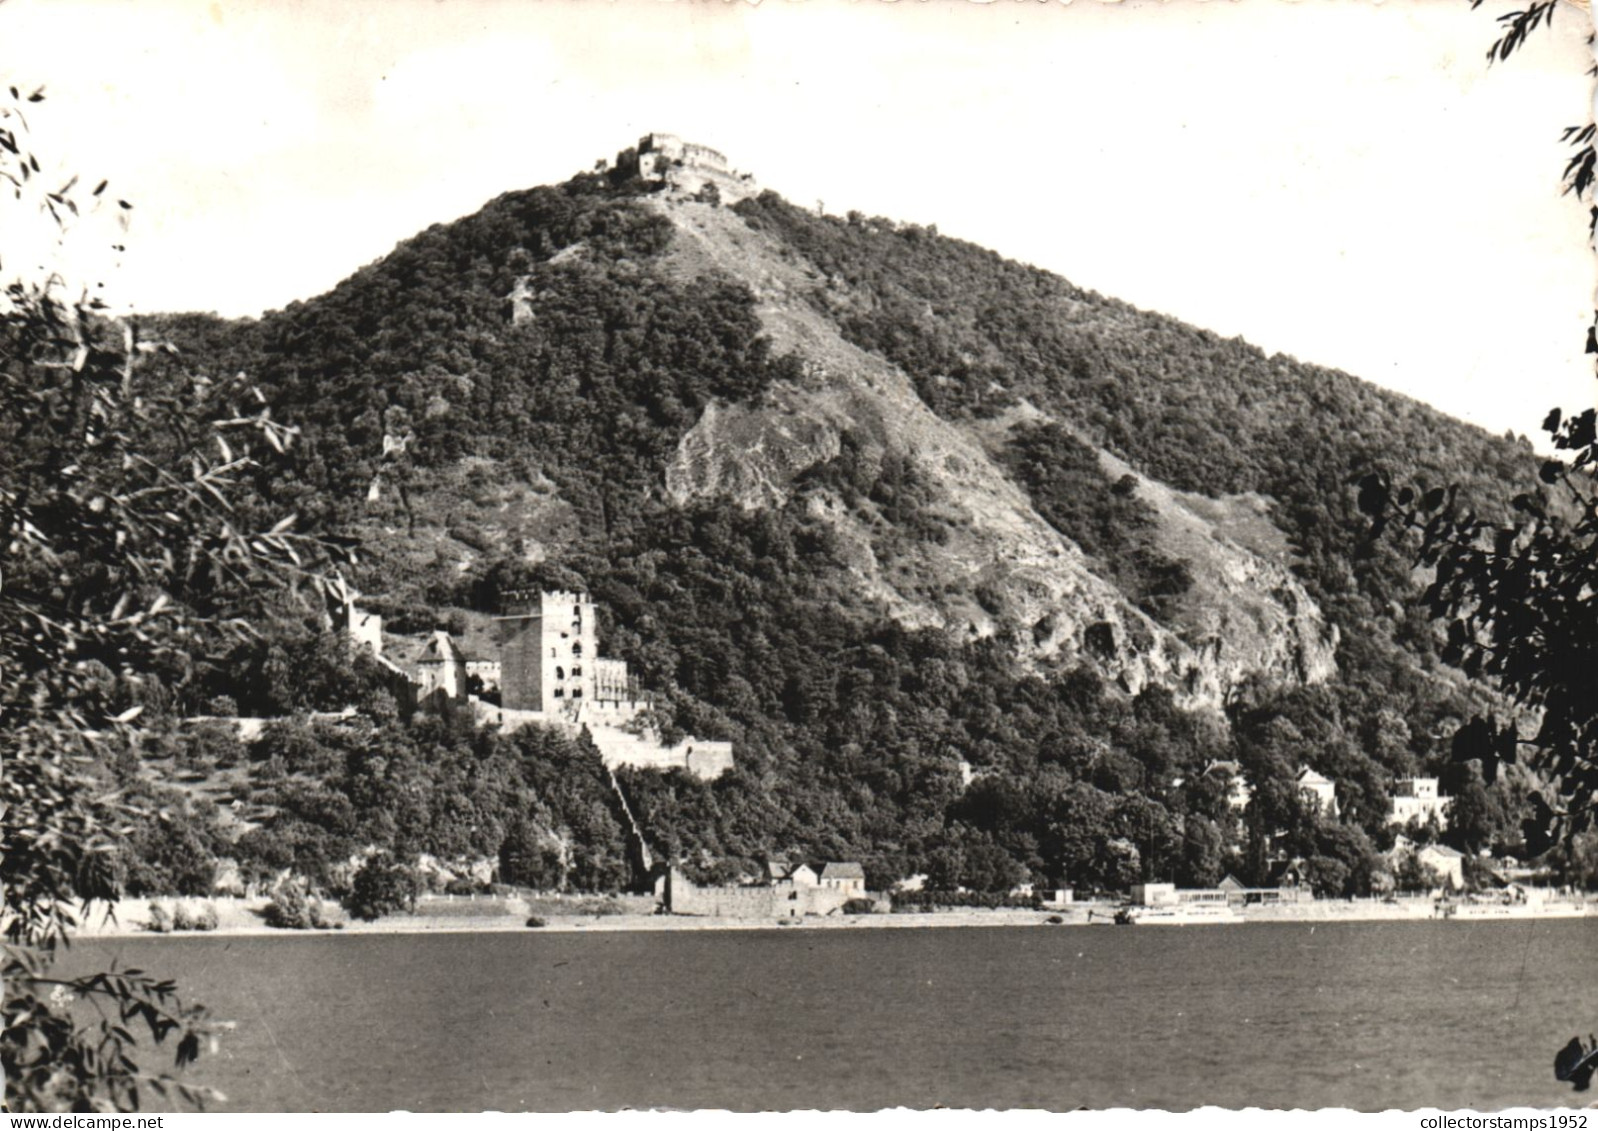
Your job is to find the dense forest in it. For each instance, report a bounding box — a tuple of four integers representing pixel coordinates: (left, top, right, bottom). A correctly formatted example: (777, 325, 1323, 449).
(119, 165, 1595, 903)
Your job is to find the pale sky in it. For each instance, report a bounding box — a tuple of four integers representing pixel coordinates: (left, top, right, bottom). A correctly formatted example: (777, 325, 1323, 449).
(3, 0, 1594, 443)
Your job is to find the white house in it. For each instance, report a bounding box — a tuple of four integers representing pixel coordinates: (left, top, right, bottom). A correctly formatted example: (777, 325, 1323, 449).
(1389, 777, 1451, 830)
(1296, 767, 1339, 819)
(819, 862, 866, 897)
(1417, 843, 1466, 890)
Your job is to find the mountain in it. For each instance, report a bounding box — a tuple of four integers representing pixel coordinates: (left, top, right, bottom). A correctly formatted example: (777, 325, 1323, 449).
(145, 137, 1545, 893)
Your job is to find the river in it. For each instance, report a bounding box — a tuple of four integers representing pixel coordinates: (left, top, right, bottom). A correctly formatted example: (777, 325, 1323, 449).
(68, 918, 1597, 1111)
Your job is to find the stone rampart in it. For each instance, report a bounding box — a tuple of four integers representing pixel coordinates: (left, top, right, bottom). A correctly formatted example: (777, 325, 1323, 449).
(664, 868, 853, 918)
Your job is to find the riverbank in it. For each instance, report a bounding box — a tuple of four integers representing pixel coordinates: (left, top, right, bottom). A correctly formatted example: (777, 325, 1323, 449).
(65, 893, 1596, 939)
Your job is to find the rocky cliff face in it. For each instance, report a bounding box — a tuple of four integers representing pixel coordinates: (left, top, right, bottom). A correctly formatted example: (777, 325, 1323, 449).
(656, 196, 1338, 710)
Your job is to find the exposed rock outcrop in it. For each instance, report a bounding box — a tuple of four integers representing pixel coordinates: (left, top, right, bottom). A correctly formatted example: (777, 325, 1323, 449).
(654, 197, 1338, 711)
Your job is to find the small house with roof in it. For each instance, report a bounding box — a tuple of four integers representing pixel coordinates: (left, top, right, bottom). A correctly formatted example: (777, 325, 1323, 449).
(415, 631, 469, 702)
(783, 864, 819, 889)
(819, 862, 866, 897)
(1295, 766, 1339, 819)
(1417, 843, 1465, 890)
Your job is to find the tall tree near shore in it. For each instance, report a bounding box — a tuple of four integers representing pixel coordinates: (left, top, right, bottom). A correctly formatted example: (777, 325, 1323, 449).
(0, 88, 349, 1110)
(1359, 1, 1598, 854)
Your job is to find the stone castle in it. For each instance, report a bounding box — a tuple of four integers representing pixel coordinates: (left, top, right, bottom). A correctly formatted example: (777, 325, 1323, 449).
(496, 589, 634, 713)
(612, 132, 758, 203)
(345, 589, 733, 780)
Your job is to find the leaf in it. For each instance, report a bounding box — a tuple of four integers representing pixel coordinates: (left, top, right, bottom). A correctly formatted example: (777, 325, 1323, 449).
(1543, 407, 1562, 432)
(1451, 717, 1494, 764)
(1539, 460, 1563, 485)
(1355, 474, 1389, 516)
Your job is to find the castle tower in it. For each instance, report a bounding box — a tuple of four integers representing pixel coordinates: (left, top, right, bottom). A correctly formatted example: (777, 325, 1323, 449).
(495, 589, 599, 713)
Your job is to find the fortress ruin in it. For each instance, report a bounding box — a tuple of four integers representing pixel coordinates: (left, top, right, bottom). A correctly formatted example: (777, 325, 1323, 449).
(344, 589, 733, 781)
(612, 132, 757, 203)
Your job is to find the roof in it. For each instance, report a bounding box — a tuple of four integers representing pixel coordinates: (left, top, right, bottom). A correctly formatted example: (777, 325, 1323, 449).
(1296, 767, 1334, 787)
(1218, 873, 1247, 892)
(821, 862, 866, 879)
(1419, 843, 1466, 859)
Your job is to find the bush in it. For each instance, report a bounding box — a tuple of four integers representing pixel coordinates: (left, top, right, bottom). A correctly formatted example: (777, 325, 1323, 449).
(841, 898, 877, 915)
(524, 916, 548, 928)
(145, 902, 172, 933)
(171, 902, 219, 931)
(263, 878, 336, 929)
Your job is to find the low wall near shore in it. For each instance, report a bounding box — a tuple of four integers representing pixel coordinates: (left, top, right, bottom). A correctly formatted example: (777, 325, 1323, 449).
(663, 868, 852, 919)
(414, 895, 526, 918)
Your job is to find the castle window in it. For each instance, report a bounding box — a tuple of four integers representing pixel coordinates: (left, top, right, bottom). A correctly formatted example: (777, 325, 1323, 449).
(555, 666, 565, 680)
(572, 688, 582, 698)
(554, 687, 564, 698)
(571, 666, 582, 678)
(572, 642, 583, 656)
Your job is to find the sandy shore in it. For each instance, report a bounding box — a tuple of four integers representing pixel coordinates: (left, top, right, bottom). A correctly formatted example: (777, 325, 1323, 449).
(72, 897, 1062, 939)
(63, 894, 1596, 941)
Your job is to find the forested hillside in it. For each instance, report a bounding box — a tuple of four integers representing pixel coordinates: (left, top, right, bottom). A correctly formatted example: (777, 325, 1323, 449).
(127, 159, 1585, 899)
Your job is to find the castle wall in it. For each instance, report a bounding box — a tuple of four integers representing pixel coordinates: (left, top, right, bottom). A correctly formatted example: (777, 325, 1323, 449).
(584, 724, 733, 780)
(663, 869, 851, 918)
(686, 742, 735, 778)
(466, 659, 501, 693)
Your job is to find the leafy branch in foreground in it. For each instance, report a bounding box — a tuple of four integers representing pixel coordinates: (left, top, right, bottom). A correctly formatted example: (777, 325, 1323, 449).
(1354, 411, 1598, 854)
(1, 86, 350, 1112)
(1351, 3, 1598, 857)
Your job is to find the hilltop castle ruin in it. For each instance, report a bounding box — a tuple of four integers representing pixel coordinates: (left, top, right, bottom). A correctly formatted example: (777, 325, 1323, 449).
(612, 132, 757, 203)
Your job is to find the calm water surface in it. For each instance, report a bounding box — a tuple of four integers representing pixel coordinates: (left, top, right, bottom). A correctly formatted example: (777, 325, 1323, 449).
(73, 920, 1597, 1111)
